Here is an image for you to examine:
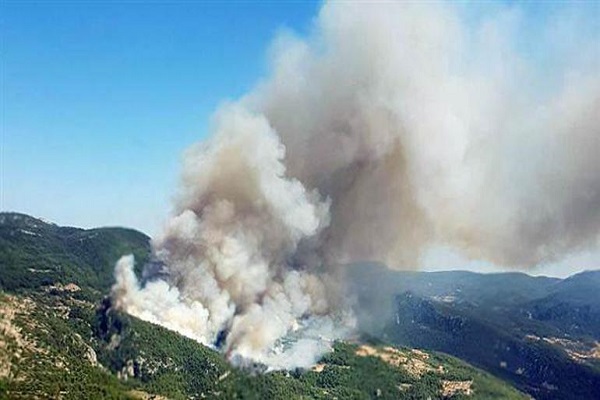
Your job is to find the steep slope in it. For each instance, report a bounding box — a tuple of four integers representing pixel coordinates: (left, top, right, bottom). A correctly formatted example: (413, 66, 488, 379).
(386, 293, 600, 400)
(0, 289, 527, 399)
(346, 265, 600, 400)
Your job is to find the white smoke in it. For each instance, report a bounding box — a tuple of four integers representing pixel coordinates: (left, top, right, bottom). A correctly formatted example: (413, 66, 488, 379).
(112, 105, 347, 369)
(112, 2, 599, 368)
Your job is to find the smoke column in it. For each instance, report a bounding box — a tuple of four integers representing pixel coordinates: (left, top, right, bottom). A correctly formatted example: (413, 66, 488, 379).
(112, 2, 600, 368)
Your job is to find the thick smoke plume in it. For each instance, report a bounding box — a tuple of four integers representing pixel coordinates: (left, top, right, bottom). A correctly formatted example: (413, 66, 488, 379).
(112, 2, 599, 368)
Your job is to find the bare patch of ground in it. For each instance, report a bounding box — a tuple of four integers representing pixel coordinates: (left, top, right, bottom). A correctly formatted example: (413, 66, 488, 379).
(354, 344, 472, 396)
(355, 345, 435, 377)
(0, 294, 41, 379)
(312, 363, 326, 372)
(46, 282, 81, 293)
(128, 389, 170, 399)
(441, 380, 473, 397)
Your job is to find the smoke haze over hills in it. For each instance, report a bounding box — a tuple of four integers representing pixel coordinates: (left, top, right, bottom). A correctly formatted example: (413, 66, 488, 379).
(112, 2, 599, 368)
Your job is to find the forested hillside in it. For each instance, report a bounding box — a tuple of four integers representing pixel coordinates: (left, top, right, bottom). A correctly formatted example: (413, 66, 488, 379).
(0, 213, 526, 399)
(0, 212, 150, 294)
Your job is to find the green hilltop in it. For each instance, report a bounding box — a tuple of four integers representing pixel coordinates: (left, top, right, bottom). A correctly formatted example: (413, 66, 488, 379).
(0, 212, 150, 294)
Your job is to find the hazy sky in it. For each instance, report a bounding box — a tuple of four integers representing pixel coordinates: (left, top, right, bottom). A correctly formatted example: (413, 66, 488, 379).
(3, 1, 598, 277)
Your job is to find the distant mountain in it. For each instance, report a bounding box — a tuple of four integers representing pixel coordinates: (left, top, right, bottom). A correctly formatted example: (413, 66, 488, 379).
(526, 270, 600, 338)
(345, 263, 600, 400)
(0, 213, 527, 399)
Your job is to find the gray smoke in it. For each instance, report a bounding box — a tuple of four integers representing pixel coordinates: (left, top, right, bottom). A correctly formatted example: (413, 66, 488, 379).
(112, 2, 599, 368)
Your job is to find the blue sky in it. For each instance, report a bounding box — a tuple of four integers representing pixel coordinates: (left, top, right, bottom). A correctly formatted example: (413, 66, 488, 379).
(3, 1, 320, 233)
(2, 1, 598, 277)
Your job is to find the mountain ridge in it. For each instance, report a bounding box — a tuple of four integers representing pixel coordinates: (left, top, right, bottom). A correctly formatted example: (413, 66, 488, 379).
(344, 263, 600, 399)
